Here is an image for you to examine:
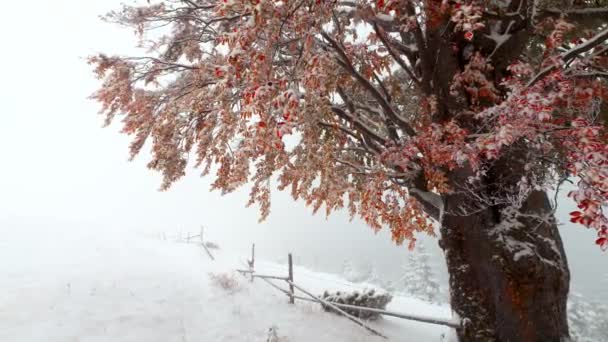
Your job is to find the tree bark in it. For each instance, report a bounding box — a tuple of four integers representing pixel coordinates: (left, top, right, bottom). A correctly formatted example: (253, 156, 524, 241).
(410, 1, 574, 339)
(439, 168, 571, 341)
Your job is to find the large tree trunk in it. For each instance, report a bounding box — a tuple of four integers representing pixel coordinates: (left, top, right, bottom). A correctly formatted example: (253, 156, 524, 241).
(420, 1, 572, 339)
(439, 169, 571, 341)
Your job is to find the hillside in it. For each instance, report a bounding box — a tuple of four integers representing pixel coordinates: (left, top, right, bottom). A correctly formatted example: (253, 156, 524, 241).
(0, 225, 453, 342)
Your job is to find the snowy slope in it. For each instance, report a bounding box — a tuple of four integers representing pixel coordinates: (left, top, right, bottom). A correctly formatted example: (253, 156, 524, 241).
(0, 225, 452, 342)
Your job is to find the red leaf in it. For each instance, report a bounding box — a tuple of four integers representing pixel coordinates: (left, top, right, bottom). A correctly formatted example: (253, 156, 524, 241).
(596, 237, 607, 251)
(407, 239, 416, 251)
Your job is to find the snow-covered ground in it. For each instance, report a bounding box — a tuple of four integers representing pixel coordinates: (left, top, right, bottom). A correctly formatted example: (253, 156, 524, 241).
(0, 225, 453, 342)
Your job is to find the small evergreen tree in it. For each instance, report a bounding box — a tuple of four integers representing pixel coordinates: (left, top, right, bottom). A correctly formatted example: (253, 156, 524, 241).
(341, 260, 368, 283)
(388, 243, 441, 303)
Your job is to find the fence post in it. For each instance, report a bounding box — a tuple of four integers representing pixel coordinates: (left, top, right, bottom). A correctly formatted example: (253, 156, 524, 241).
(198, 226, 215, 261)
(249, 244, 255, 282)
(288, 253, 294, 304)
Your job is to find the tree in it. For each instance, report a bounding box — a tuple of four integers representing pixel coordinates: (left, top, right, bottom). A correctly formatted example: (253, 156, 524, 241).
(90, 0, 608, 340)
(341, 260, 367, 283)
(388, 242, 441, 302)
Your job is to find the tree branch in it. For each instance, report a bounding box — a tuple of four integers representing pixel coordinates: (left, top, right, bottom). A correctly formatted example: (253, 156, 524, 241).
(527, 27, 608, 87)
(322, 31, 417, 137)
(373, 23, 421, 87)
(330, 106, 388, 144)
(542, 7, 608, 20)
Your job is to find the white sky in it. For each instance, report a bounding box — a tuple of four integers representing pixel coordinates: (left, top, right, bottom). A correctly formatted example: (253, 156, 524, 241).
(0, 0, 398, 263)
(0, 1, 262, 235)
(0, 0, 605, 298)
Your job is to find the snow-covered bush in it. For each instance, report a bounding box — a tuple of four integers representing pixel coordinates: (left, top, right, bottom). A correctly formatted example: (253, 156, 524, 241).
(266, 326, 289, 342)
(209, 272, 241, 293)
(320, 288, 392, 320)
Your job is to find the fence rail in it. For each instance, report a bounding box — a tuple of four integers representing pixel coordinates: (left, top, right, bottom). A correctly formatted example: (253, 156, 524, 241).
(179, 227, 216, 261)
(236, 244, 461, 340)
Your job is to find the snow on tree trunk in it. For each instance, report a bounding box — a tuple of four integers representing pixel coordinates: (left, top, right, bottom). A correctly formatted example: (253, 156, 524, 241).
(441, 164, 570, 341)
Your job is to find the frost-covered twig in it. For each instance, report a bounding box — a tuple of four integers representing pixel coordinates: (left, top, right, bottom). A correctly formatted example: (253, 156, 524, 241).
(527, 27, 608, 87)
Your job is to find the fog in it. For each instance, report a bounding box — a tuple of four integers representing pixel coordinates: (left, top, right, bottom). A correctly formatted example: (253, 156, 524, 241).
(0, 0, 605, 307)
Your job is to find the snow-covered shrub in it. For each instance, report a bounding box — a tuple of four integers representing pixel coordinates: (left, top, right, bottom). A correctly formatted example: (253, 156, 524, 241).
(320, 288, 392, 320)
(266, 326, 289, 342)
(209, 272, 241, 293)
(568, 292, 608, 342)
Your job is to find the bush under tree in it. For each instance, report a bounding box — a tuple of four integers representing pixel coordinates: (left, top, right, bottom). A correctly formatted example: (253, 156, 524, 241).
(320, 288, 393, 320)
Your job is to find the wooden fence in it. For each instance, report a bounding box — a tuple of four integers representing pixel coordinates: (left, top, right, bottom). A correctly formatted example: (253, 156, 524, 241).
(236, 244, 461, 340)
(180, 226, 216, 261)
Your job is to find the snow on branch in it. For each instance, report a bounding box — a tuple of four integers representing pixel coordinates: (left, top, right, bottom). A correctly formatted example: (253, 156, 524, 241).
(543, 7, 608, 20)
(409, 188, 443, 221)
(527, 26, 608, 87)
